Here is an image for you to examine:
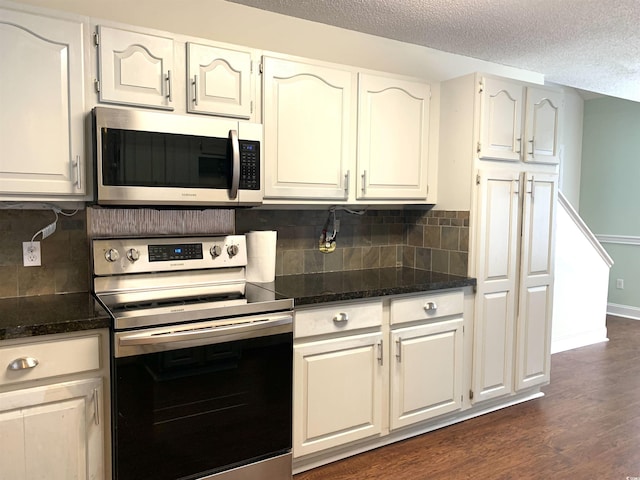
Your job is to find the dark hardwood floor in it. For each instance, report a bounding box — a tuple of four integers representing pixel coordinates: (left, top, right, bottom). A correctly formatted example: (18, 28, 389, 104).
(294, 316, 640, 480)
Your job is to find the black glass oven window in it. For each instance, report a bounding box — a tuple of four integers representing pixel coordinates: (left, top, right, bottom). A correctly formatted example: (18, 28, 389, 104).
(102, 128, 231, 189)
(112, 333, 292, 480)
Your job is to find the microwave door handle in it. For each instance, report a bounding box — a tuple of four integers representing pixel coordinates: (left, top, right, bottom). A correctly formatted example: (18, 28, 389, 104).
(229, 129, 240, 200)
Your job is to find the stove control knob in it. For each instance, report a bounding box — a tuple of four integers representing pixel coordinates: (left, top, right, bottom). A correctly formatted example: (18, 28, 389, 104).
(126, 248, 140, 262)
(210, 245, 222, 258)
(104, 248, 120, 263)
(227, 244, 239, 258)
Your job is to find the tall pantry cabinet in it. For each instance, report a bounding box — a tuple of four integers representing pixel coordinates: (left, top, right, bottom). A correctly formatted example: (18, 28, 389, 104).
(438, 73, 560, 404)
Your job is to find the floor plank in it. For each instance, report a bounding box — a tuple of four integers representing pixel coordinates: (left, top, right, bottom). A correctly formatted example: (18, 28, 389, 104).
(294, 316, 640, 479)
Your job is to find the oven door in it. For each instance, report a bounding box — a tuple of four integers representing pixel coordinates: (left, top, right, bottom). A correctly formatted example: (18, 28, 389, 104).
(111, 313, 292, 480)
(94, 107, 263, 206)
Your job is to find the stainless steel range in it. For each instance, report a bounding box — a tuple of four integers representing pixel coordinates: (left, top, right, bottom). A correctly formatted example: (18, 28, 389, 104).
(92, 235, 293, 480)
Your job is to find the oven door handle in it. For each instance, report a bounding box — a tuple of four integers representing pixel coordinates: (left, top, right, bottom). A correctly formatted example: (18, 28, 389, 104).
(116, 313, 292, 356)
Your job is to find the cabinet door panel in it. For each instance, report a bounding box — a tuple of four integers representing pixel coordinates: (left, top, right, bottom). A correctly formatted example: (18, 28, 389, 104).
(472, 171, 520, 403)
(187, 42, 252, 118)
(98, 25, 174, 109)
(479, 77, 524, 162)
(524, 88, 562, 164)
(263, 57, 353, 199)
(294, 332, 383, 457)
(0, 378, 103, 480)
(357, 74, 429, 200)
(0, 10, 85, 196)
(390, 318, 463, 429)
(515, 173, 557, 390)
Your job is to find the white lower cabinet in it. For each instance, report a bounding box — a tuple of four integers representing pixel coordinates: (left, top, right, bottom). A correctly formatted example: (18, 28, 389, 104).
(390, 318, 463, 430)
(293, 290, 465, 461)
(0, 330, 108, 480)
(294, 331, 384, 457)
(0, 378, 103, 480)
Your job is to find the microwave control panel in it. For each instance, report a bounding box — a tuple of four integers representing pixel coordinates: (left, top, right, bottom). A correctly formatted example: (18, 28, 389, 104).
(239, 141, 260, 190)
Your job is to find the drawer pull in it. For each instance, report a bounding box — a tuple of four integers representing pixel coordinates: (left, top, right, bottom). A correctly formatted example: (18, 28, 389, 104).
(8, 357, 39, 371)
(333, 312, 349, 324)
(424, 301, 438, 312)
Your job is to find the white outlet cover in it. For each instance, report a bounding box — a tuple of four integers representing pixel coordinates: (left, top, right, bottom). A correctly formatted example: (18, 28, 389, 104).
(23, 241, 41, 267)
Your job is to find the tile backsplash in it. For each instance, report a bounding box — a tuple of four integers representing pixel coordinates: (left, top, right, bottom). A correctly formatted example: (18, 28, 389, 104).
(0, 206, 469, 299)
(0, 209, 89, 298)
(236, 208, 469, 277)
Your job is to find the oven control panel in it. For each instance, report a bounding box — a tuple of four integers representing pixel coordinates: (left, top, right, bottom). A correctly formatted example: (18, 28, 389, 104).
(93, 235, 247, 276)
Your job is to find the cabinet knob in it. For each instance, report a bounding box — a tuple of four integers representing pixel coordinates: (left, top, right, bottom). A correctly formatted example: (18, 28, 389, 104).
(8, 357, 39, 370)
(424, 301, 438, 312)
(333, 312, 349, 324)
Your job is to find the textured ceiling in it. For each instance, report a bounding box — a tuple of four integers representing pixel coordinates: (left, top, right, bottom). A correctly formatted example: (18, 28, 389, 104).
(227, 0, 640, 101)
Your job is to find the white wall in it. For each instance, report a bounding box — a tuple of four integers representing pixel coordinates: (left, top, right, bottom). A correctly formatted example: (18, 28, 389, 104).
(557, 89, 584, 208)
(552, 198, 610, 353)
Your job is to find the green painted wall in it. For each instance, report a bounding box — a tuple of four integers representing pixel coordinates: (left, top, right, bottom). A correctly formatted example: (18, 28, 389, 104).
(580, 97, 640, 309)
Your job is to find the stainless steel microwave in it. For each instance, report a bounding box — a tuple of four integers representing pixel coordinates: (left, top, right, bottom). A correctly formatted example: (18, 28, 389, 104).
(93, 107, 263, 207)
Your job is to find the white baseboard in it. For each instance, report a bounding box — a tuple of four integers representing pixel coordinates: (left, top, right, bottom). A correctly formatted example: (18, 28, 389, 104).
(551, 328, 608, 354)
(607, 303, 640, 320)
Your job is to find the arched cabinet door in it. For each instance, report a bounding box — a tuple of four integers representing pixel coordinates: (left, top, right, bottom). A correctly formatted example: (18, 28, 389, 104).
(0, 8, 85, 197)
(262, 56, 355, 200)
(357, 74, 430, 201)
(96, 25, 174, 110)
(478, 76, 525, 162)
(523, 87, 562, 165)
(187, 42, 253, 119)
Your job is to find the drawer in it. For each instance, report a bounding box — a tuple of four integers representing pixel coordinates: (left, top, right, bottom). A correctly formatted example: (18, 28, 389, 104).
(295, 300, 383, 339)
(390, 290, 463, 325)
(0, 334, 101, 387)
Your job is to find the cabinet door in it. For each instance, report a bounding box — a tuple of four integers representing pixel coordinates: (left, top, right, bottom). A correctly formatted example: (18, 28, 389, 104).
(471, 170, 520, 404)
(478, 77, 524, 162)
(523, 87, 562, 164)
(97, 25, 174, 109)
(515, 173, 557, 390)
(262, 56, 354, 200)
(0, 378, 104, 480)
(390, 318, 463, 430)
(357, 74, 430, 200)
(293, 332, 383, 457)
(0, 9, 85, 196)
(187, 42, 252, 118)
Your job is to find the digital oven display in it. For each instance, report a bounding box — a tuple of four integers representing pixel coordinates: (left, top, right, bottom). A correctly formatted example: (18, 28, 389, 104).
(148, 243, 203, 262)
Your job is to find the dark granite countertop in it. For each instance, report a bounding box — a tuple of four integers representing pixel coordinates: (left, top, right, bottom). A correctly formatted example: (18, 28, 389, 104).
(0, 293, 111, 341)
(262, 268, 476, 306)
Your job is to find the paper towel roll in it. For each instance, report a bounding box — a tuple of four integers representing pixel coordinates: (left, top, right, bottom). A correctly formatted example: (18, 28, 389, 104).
(246, 230, 277, 282)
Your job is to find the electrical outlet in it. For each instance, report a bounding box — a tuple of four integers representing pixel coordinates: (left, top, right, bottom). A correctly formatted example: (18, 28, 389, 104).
(616, 278, 624, 289)
(23, 241, 41, 267)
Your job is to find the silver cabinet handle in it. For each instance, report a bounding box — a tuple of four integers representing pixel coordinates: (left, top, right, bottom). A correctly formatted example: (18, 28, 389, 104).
(166, 70, 173, 102)
(229, 129, 240, 200)
(516, 137, 522, 154)
(424, 301, 438, 312)
(395, 338, 402, 362)
(8, 357, 39, 370)
(530, 175, 535, 201)
(361, 170, 367, 195)
(377, 339, 383, 365)
(344, 170, 350, 197)
(73, 154, 82, 190)
(528, 136, 535, 157)
(333, 312, 349, 324)
(192, 74, 199, 106)
(93, 388, 100, 425)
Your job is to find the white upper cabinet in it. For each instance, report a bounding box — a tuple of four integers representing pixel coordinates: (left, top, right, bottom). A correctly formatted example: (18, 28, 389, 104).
(187, 42, 253, 118)
(479, 76, 562, 165)
(357, 74, 430, 200)
(262, 56, 354, 200)
(96, 25, 174, 110)
(523, 87, 562, 164)
(262, 56, 432, 203)
(478, 77, 524, 162)
(0, 8, 86, 198)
